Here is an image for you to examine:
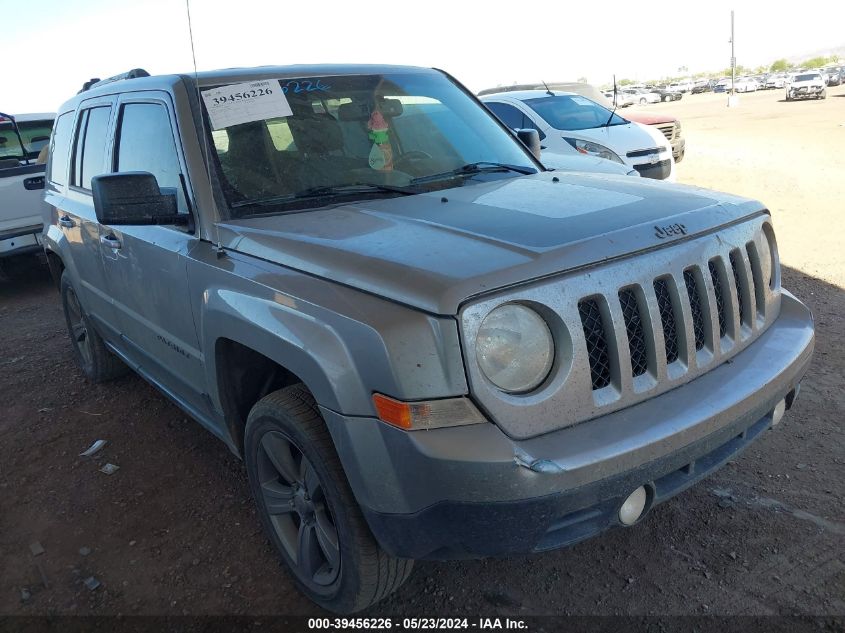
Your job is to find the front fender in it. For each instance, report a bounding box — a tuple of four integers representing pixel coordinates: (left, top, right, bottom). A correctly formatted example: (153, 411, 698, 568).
(189, 246, 469, 419)
(201, 288, 365, 414)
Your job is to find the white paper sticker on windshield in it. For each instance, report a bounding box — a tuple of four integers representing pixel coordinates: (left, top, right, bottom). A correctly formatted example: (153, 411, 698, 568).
(570, 96, 594, 106)
(201, 80, 292, 130)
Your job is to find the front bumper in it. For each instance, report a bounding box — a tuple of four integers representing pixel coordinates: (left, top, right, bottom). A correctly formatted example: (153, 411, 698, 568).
(788, 86, 824, 98)
(323, 293, 813, 559)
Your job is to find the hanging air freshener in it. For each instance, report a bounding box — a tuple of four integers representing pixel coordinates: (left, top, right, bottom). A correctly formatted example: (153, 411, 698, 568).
(367, 110, 393, 171)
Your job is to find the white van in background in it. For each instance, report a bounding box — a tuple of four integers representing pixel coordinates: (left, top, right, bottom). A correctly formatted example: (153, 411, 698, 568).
(481, 90, 675, 180)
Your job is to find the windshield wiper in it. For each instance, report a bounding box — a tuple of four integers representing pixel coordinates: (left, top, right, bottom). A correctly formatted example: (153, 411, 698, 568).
(232, 183, 417, 209)
(410, 162, 536, 185)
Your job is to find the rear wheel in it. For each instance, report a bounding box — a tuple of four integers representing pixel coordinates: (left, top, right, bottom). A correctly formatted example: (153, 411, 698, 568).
(60, 272, 127, 382)
(245, 385, 413, 613)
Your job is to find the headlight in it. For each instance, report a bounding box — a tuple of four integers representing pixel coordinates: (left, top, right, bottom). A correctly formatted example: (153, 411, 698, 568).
(759, 224, 779, 289)
(563, 138, 625, 164)
(475, 304, 554, 393)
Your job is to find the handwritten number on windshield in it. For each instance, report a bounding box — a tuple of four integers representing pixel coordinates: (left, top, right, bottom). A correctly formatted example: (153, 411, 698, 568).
(281, 79, 331, 94)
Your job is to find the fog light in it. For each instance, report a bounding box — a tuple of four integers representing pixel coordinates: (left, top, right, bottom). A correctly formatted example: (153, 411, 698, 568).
(771, 399, 786, 427)
(619, 486, 648, 526)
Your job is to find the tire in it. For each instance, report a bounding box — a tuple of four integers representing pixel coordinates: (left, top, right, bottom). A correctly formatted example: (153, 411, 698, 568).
(245, 384, 413, 613)
(639, 98, 647, 105)
(60, 271, 128, 382)
(820, 90, 827, 100)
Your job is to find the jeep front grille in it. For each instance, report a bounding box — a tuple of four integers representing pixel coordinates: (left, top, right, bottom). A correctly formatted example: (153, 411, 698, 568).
(618, 288, 649, 377)
(653, 278, 679, 364)
(582, 253, 760, 391)
(461, 218, 781, 440)
(730, 250, 747, 326)
(578, 298, 612, 390)
(683, 268, 707, 351)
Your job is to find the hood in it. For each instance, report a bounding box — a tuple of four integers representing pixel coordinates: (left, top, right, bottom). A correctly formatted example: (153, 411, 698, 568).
(563, 122, 670, 155)
(218, 172, 766, 315)
(540, 151, 636, 176)
(624, 111, 677, 125)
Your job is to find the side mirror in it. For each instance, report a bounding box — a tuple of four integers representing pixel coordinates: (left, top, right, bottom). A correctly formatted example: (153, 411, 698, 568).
(515, 128, 542, 160)
(91, 172, 184, 226)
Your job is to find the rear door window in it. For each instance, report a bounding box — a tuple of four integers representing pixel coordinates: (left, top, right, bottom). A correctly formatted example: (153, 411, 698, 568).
(71, 106, 113, 190)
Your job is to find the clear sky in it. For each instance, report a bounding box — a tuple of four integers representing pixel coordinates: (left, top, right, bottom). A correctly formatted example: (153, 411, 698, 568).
(2, 0, 843, 114)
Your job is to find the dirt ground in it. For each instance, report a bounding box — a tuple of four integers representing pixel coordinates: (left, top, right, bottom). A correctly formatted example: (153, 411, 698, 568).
(1, 85, 843, 619)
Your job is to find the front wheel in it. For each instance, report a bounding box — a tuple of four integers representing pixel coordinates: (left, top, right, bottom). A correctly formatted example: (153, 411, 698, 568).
(245, 385, 413, 613)
(639, 97, 647, 105)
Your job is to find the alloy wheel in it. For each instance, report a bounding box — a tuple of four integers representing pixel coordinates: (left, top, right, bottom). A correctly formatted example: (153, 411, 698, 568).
(257, 430, 340, 587)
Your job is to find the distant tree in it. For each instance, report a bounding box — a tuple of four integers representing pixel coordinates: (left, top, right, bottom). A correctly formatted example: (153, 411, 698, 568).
(755, 65, 768, 74)
(618, 78, 634, 86)
(577, 76, 588, 83)
(803, 56, 829, 68)
(770, 59, 789, 72)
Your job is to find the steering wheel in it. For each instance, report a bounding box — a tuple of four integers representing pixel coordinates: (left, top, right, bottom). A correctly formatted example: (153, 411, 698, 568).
(393, 150, 433, 169)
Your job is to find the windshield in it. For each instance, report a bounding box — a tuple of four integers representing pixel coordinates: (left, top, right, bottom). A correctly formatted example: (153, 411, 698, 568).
(795, 74, 820, 81)
(0, 118, 54, 161)
(0, 121, 25, 161)
(205, 72, 537, 216)
(523, 95, 626, 131)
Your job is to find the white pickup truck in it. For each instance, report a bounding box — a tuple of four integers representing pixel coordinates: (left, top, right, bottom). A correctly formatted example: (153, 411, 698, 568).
(0, 112, 55, 259)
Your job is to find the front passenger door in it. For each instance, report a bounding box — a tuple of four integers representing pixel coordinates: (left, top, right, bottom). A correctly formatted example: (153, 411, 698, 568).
(98, 94, 207, 413)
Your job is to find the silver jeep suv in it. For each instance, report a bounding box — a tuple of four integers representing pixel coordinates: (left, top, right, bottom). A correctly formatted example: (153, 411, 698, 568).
(43, 64, 814, 613)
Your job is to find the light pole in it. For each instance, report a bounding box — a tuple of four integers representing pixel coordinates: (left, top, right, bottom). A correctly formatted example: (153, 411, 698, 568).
(728, 9, 738, 106)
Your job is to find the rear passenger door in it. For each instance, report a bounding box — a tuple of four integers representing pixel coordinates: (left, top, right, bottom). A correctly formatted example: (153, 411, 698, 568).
(98, 92, 207, 410)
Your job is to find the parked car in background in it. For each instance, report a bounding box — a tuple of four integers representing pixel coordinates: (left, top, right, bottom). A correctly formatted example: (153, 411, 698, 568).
(824, 68, 841, 87)
(479, 82, 685, 164)
(691, 79, 714, 94)
(669, 79, 694, 93)
(786, 72, 827, 100)
(0, 112, 55, 259)
(621, 88, 661, 105)
(734, 77, 759, 93)
(481, 90, 675, 179)
(713, 78, 730, 93)
(651, 85, 683, 101)
(602, 89, 635, 108)
(480, 102, 638, 177)
(766, 74, 789, 90)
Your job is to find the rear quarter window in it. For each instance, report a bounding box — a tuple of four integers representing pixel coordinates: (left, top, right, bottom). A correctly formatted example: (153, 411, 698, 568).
(48, 112, 74, 186)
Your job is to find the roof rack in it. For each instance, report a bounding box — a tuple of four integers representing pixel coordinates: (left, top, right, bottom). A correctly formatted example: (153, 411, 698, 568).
(79, 68, 150, 93)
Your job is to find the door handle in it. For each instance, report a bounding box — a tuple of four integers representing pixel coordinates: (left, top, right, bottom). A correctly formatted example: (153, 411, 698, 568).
(24, 176, 45, 190)
(58, 215, 75, 228)
(100, 234, 122, 249)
